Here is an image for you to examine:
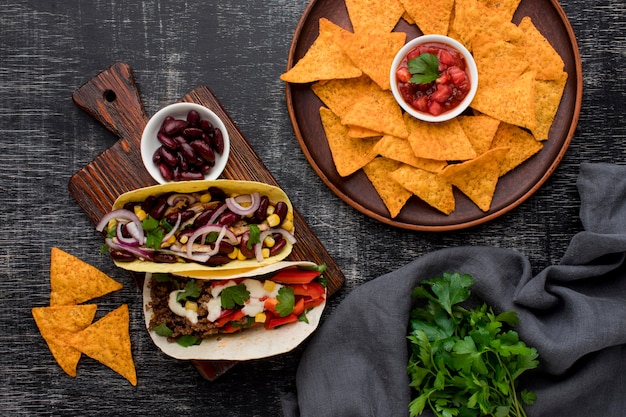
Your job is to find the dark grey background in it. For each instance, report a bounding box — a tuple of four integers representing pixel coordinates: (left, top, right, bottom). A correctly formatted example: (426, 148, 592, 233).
(1, 0, 624, 415)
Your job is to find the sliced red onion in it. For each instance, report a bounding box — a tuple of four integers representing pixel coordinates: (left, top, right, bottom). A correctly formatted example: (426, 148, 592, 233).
(167, 193, 197, 207)
(254, 228, 297, 262)
(125, 221, 146, 244)
(161, 213, 181, 243)
(159, 248, 212, 263)
(116, 222, 140, 246)
(105, 238, 154, 260)
(186, 224, 237, 259)
(225, 192, 261, 216)
(208, 203, 228, 225)
(96, 209, 144, 242)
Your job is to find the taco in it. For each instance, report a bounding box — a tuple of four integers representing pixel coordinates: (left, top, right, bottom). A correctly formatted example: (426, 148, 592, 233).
(143, 261, 327, 360)
(96, 180, 296, 274)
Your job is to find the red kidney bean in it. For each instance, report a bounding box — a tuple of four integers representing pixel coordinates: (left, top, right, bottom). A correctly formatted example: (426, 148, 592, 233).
(142, 195, 158, 212)
(200, 164, 213, 176)
(274, 201, 288, 223)
(158, 162, 173, 181)
(239, 232, 255, 258)
(160, 147, 178, 167)
(200, 119, 214, 134)
(187, 110, 200, 127)
(153, 253, 178, 263)
(193, 208, 216, 228)
(157, 131, 179, 150)
(178, 228, 196, 242)
(164, 209, 195, 225)
(218, 212, 240, 227)
(204, 254, 231, 266)
(179, 142, 197, 162)
(110, 250, 136, 262)
(191, 140, 215, 163)
(179, 171, 204, 181)
(176, 151, 189, 171)
(161, 117, 188, 136)
(149, 197, 169, 219)
(218, 241, 234, 255)
(213, 128, 224, 153)
(208, 187, 227, 201)
(251, 196, 269, 223)
(183, 127, 204, 139)
(269, 238, 287, 256)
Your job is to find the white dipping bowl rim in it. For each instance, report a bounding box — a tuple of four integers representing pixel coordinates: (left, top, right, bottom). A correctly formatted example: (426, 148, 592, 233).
(389, 34, 478, 123)
(141, 102, 230, 184)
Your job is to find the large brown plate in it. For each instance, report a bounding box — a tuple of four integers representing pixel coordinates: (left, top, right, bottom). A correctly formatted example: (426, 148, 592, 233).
(285, 0, 582, 231)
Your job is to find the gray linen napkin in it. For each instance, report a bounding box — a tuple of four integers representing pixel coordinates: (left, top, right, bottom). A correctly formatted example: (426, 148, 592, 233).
(282, 162, 626, 417)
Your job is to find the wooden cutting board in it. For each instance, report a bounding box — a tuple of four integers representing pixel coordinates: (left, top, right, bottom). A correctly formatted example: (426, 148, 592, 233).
(69, 62, 345, 380)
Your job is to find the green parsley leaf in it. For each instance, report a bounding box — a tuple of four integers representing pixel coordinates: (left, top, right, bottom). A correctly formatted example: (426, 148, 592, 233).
(220, 284, 250, 309)
(276, 287, 295, 317)
(407, 52, 439, 85)
(247, 224, 261, 249)
(176, 335, 201, 347)
(176, 279, 201, 302)
(153, 323, 173, 337)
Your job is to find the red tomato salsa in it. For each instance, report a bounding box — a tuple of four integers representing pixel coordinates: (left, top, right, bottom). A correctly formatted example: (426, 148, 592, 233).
(395, 42, 471, 117)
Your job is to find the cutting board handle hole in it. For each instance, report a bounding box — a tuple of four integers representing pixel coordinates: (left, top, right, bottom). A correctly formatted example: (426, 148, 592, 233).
(103, 89, 117, 102)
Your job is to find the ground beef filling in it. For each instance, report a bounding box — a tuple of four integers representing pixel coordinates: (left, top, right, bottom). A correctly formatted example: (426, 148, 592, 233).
(148, 276, 236, 342)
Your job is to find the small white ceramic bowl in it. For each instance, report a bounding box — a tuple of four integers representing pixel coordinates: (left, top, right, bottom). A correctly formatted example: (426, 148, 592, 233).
(390, 34, 478, 123)
(141, 102, 230, 184)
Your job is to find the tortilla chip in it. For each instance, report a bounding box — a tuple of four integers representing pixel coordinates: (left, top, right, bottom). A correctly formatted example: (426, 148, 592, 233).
(390, 165, 455, 214)
(400, 0, 455, 35)
(472, 34, 530, 84)
(516, 17, 565, 80)
(348, 125, 382, 138)
(479, 0, 522, 21)
(458, 115, 501, 155)
(68, 304, 136, 386)
(532, 72, 568, 141)
(32, 304, 98, 377)
(491, 123, 543, 175)
(373, 135, 447, 172)
(341, 88, 409, 138)
(471, 70, 537, 131)
(280, 18, 362, 83)
(49, 247, 122, 306)
(451, 0, 522, 50)
(345, 0, 406, 34)
(312, 76, 376, 118)
(362, 158, 413, 218)
(405, 114, 477, 161)
(439, 147, 509, 211)
(320, 107, 381, 176)
(402, 11, 415, 25)
(338, 29, 406, 90)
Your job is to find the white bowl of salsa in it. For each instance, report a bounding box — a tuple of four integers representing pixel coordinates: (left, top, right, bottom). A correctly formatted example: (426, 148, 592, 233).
(390, 34, 478, 123)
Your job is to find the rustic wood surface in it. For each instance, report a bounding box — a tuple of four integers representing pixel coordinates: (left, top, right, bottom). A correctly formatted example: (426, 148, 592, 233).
(1, 0, 624, 415)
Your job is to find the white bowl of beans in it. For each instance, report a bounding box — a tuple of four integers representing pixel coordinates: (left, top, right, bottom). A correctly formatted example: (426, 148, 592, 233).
(141, 102, 230, 184)
(390, 35, 478, 123)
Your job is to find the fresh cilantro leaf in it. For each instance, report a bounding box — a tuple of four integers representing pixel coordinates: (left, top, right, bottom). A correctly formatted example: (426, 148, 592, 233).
(142, 215, 160, 231)
(298, 311, 309, 324)
(276, 287, 295, 317)
(408, 53, 439, 85)
(220, 284, 250, 309)
(205, 231, 219, 244)
(153, 323, 173, 337)
(142, 216, 164, 249)
(176, 335, 201, 347)
(176, 279, 201, 302)
(247, 224, 261, 249)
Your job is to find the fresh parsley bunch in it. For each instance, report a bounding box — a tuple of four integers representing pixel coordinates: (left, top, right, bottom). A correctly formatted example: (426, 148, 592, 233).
(407, 272, 539, 417)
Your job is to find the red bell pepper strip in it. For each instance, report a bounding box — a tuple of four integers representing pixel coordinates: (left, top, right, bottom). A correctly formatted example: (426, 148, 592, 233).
(215, 308, 245, 328)
(265, 313, 299, 329)
(290, 282, 326, 298)
(270, 268, 321, 284)
(292, 297, 305, 317)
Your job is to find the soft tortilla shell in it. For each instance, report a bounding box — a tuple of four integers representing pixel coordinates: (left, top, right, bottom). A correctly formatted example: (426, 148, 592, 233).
(142, 261, 326, 360)
(110, 180, 294, 274)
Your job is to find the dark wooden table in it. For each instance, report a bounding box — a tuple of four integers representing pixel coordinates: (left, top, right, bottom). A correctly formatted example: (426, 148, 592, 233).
(1, 0, 624, 415)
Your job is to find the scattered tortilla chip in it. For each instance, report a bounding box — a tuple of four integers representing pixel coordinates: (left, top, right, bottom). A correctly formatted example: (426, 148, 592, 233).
(68, 304, 137, 386)
(345, 0, 406, 34)
(391, 165, 456, 214)
(451, 0, 522, 50)
(532, 72, 568, 141)
(49, 247, 122, 306)
(280, 18, 362, 83)
(491, 123, 543, 175)
(320, 107, 381, 176)
(458, 115, 501, 155)
(373, 135, 447, 172)
(471, 70, 537, 131)
(405, 114, 477, 161)
(439, 147, 509, 211)
(402, 11, 415, 25)
(348, 125, 382, 138)
(472, 34, 530, 83)
(479, 0, 522, 21)
(400, 0, 455, 35)
(312, 75, 376, 118)
(32, 304, 98, 377)
(516, 17, 565, 80)
(363, 158, 413, 217)
(342, 88, 409, 138)
(338, 29, 406, 90)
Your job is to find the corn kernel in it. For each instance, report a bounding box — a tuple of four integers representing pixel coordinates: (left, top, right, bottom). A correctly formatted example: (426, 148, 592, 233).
(281, 219, 294, 232)
(179, 235, 189, 244)
(237, 250, 247, 261)
(165, 235, 176, 245)
(227, 247, 239, 260)
(262, 248, 270, 259)
(266, 205, 276, 216)
(285, 211, 294, 222)
(107, 219, 117, 231)
(263, 280, 276, 292)
(267, 213, 281, 227)
(255, 312, 267, 323)
(185, 301, 198, 312)
(263, 235, 276, 248)
(199, 192, 211, 203)
(134, 206, 147, 221)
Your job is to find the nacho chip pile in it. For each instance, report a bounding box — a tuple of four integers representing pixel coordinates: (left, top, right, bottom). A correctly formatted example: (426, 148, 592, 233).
(281, 0, 567, 217)
(32, 248, 136, 386)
